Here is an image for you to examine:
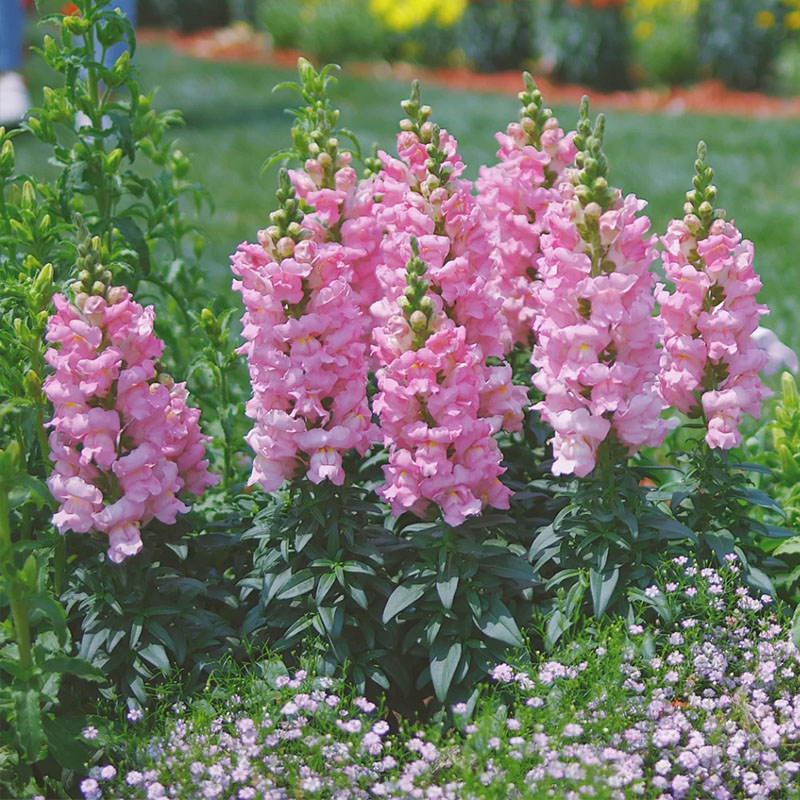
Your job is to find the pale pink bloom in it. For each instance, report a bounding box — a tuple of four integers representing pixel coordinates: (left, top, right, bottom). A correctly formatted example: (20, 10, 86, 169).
(45, 289, 216, 562)
(49, 474, 103, 534)
(107, 522, 143, 564)
(658, 216, 770, 448)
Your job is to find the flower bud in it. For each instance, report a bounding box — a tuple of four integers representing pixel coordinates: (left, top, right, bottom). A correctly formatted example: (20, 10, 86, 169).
(276, 237, 295, 258)
(0, 139, 14, 176)
(583, 202, 602, 220)
(106, 286, 126, 303)
(409, 310, 428, 332)
(317, 152, 332, 169)
(683, 214, 701, 235)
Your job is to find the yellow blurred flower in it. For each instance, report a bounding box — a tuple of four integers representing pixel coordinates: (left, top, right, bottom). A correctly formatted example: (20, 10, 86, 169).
(436, 0, 467, 26)
(369, 0, 466, 32)
(786, 9, 800, 27)
(633, 19, 655, 39)
(755, 9, 776, 26)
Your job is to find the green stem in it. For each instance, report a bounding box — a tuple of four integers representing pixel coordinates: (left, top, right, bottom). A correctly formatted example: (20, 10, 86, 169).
(217, 363, 232, 492)
(54, 535, 66, 598)
(0, 485, 33, 672)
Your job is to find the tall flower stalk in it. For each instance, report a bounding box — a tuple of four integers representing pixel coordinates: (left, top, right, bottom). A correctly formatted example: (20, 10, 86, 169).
(45, 229, 217, 563)
(657, 141, 770, 449)
(532, 97, 673, 477)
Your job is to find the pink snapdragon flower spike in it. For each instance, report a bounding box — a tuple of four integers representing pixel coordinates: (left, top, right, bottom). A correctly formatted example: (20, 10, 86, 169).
(369, 82, 506, 358)
(232, 169, 377, 493)
(372, 239, 527, 526)
(476, 73, 576, 349)
(278, 58, 384, 322)
(657, 142, 770, 450)
(44, 239, 217, 563)
(531, 100, 674, 477)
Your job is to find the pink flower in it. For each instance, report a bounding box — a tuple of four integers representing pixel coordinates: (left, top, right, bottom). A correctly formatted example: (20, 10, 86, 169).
(45, 288, 217, 562)
(658, 215, 770, 448)
(477, 109, 576, 350)
(533, 187, 673, 475)
(49, 474, 103, 534)
(232, 178, 377, 492)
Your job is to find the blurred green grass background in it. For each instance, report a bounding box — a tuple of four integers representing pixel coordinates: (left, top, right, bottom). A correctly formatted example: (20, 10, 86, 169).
(15, 43, 800, 351)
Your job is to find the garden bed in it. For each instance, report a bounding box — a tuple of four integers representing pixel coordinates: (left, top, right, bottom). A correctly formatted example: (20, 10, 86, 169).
(137, 24, 800, 119)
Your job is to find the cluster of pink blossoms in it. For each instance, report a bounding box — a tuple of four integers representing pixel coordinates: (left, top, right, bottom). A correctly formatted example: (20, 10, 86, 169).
(232, 219, 376, 492)
(658, 216, 770, 449)
(370, 127, 506, 359)
(476, 115, 576, 348)
(373, 305, 528, 527)
(533, 186, 675, 476)
(44, 289, 218, 563)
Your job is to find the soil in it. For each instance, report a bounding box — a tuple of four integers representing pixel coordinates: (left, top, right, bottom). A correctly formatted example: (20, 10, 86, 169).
(138, 25, 800, 119)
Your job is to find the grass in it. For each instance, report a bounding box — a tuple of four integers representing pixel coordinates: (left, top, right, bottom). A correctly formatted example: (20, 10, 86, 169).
(15, 42, 800, 354)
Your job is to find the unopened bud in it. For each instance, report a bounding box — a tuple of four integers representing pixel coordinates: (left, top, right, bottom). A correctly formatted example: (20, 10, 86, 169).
(91, 280, 106, 296)
(399, 118, 414, 132)
(698, 201, 713, 218)
(593, 177, 607, 193)
(276, 237, 295, 258)
(106, 286, 126, 303)
(583, 202, 602, 220)
(317, 152, 332, 169)
(409, 310, 427, 332)
(419, 121, 434, 142)
(683, 214, 701, 235)
(157, 372, 175, 389)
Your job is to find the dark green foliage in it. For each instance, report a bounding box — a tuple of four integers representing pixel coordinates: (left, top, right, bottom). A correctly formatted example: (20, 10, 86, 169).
(697, 0, 790, 90)
(542, 1, 631, 91)
(458, 0, 536, 73)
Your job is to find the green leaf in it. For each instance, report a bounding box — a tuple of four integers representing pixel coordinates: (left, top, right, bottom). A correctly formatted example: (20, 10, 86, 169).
(734, 487, 785, 516)
(589, 567, 619, 618)
(42, 714, 90, 770)
(113, 214, 150, 274)
(485, 554, 538, 585)
(642, 512, 697, 543)
(130, 617, 143, 650)
(41, 655, 106, 683)
(792, 603, 800, 651)
(316, 572, 336, 605)
(545, 609, 568, 650)
(382, 581, 428, 624)
(775, 536, 800, 556)
(138, 643, 170, 673)
(746, 565, 775, 597)
(436, 562, 458, 611)
(430, 639, 461, 703)
(28, 594, 67, 647)
(15, 688, 44, 763)
(477, 597, 524, 648)
(704, 529, 735, 562)
(276, 569, 315, 601)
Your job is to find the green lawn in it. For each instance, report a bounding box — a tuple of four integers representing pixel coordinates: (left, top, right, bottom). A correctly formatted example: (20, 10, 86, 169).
(16, 43, 800, 351)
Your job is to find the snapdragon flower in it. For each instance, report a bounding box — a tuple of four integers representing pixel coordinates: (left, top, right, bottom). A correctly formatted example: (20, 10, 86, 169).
(532, 100, 673, 476)
(657, 142, 770, 449)
(45, 238, 217, 563)
(372, 240, 527, 526)
(232, 170, 377, 492)
(476, 73, 576, 348)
